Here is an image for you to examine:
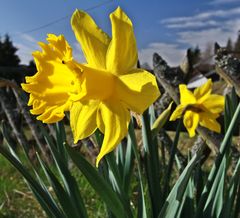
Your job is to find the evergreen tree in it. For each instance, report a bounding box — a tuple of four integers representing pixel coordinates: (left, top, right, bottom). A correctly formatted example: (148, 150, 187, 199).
(235, 33, 240, 50)
(201, 42, 213, 64)
(226, 38, 233, 52)
(189, 46, 201, 65)
(0, 34, 20, 66)
(234, 32, 240, 58)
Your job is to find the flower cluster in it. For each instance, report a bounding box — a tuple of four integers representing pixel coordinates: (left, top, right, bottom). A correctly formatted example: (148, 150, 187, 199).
(170, 79, 224, 137)
(21, 7, 160, 166)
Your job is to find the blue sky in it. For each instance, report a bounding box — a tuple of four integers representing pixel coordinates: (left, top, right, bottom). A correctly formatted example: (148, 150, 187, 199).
(1, 0, 240, 66)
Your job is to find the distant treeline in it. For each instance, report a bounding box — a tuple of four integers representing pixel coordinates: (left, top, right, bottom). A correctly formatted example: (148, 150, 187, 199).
(0, 34, 36, 83)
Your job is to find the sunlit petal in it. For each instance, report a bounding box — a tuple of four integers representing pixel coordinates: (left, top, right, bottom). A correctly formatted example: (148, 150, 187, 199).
(183, 111, 199, 137)
(106, 7, 138, 74)
(180, 84, 196, 105)
(96, 99, 130, 167)
(169, 104, 186, 121)
(116, 69, 160, 114)
(70, 100, 99, 143)
(202, 94, 225, 114)
(194, 79, 212, 103)
(71, 9, 110, 69)
(36, 103, 71, 123)
(199, 112, 221, 133)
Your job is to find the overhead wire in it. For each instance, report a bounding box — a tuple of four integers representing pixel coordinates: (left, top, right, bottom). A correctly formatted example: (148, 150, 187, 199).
(13, 0, 113, 36)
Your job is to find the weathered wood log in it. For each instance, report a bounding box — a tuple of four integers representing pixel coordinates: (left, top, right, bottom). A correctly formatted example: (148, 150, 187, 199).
(11, 83, 52, 163)
(215, 43, 240, 97)
(0, 88, 29, 149)
(158, 129, 187, 168)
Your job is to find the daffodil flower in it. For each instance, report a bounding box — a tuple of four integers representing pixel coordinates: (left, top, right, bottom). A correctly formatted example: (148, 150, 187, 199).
(170, 79, 224, 137)
(21, 7, 160, 166)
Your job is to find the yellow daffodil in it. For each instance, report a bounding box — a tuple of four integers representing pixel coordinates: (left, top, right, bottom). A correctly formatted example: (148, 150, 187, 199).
(169, 79, 224, 137)
(21, 7, 160, 166)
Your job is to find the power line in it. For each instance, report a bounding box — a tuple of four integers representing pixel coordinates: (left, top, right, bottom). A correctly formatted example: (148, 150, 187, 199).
(16, 0, 114, 35)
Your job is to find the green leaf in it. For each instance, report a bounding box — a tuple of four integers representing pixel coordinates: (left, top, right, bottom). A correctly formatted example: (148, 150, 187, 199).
(0, 145, 64, 218)
(233, 184, 240, 218)
(196, 101, 240, 218)
(142, 110, 162, 216)
(116, 142, 125, 174)
(159, 147, 203, 218)
(55, 122, 68, 164)
(162, 120, 182, 201)
(37, 153, 85, 218)
(202, 156, 226, 217)
(94, 130, 132, 217)
(39, 123, 88, 217)
(177, 175, 195, 218)
(66, 145, 127, 218)
(123, 136, 134, 193)
(128, 120, 147, 218)
(221, 157, 240, 217)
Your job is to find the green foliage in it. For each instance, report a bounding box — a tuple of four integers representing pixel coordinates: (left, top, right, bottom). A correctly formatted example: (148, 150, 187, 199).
(0, 88, 240, 218)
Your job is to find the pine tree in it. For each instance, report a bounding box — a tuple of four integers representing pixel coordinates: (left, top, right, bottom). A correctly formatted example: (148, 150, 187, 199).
(189, 46, 201, 65)
(235, 33, 240, 50)
(0, 34, 20, 66)
(226, 38, 233, 52)
(234, 32, 240, 58)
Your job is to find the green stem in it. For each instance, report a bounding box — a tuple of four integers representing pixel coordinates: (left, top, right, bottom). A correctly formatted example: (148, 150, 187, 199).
(95, 130, 133, 218)
(162, 120, 182, 201)
(128, 120, 147, 218)
(142, 110, 162, 216)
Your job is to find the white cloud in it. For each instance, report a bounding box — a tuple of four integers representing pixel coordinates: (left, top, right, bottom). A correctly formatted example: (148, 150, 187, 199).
(166, 20, 218, 29)
(15, 42, 38, 65)
(161, 7, 240, 25)
(160, 5, 240, 57)
(209, 0, 240, 5)
(177, 19, 240, 49)
(72, 42, 86, 63)
(138, 42, 186, 67)
(11, 33, 39, 64)
(20, 34, 38, 44)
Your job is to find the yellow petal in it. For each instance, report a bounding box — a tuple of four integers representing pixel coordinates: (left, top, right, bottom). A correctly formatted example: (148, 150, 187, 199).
(96, 100, 130, 167)
(199, 112, 221, 133)
(21, 34, 81, 123)
(70, 100, 99, 143)
(96, 108, 105, 133)
(202, 94, 225, 114)
(36, 104, 71, 123)
(194, 79, 212, 103)
(116, 69, 160, 114)
(71, 9, 110, 69)
(183, 111, 199, 137)
(179, 84, 196, 105)
(169, 104, 186, 121)
(106, 7, 138, 74)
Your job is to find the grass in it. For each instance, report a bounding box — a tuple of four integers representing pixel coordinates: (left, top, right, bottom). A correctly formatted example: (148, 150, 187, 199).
(0, 152, 46, 218)
(0, 148, 106, 218)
